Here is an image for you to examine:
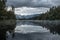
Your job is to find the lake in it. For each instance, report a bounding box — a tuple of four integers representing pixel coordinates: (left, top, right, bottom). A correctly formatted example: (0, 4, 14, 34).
(7, 20, 60, 40)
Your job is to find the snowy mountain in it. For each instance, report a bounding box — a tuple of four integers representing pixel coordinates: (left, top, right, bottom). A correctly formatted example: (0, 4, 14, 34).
(16, 14, 40, 19)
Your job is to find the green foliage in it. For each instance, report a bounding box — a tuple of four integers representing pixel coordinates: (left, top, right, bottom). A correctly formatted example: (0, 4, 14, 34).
(0, 0, 16, 20)
(0, 0, 16, 40)
(0, 0, 6, 10)
(36, 6, 60, 20)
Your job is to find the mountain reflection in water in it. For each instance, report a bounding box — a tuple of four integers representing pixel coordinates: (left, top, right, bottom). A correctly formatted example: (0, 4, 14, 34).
(1, 20, 60, 40)
(11, 20, 60, 40)
(0, 20, 16, 40)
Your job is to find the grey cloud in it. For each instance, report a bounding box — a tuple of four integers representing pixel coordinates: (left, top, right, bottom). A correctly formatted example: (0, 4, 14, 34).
(51, 0, 60, 6)
(6, 0, 60, 8)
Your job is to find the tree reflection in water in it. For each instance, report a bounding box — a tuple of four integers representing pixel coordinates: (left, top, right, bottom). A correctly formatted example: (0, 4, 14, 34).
(0, 20, 16, 40)
(49, 25, 60, 35)
(33, 21, 60, 35)
(40, 23, 60, 35)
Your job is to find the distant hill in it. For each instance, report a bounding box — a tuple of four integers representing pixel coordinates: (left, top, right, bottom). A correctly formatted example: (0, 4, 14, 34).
(33, 6, 60, 20)
(16, 14, 40, 20)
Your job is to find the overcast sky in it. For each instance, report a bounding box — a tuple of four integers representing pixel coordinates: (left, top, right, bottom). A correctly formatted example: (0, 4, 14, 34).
(6, 0, 60, 8)
(15, 7, 49, 15)
(6, 0, 60, 15)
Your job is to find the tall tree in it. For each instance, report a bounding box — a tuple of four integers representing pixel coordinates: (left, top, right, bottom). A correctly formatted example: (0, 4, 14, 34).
(0, 0, 7, 10)
(0, 0, 16, 40)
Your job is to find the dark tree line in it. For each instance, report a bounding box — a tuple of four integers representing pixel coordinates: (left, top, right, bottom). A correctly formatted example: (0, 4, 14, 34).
(32, 6, 60, 20)
(0, 0, 16, 20)
(0, 0, 16, 40)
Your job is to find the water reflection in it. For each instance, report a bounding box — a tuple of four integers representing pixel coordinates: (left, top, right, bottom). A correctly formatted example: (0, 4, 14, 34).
(29, 21, 60, 35)
(0, 20, 16, 40)
(0, 20, 60, 40)
(14, 20, 60, 40)
(16, 20, 60, 35)
(16, 20, 49, 33)
(48, 25, 60, 35)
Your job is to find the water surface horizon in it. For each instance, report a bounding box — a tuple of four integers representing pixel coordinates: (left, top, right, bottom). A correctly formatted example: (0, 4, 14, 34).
(8, 20, 60, 40)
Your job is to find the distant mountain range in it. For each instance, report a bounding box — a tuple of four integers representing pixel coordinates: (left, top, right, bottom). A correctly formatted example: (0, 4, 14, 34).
(16, 14, 40, 20)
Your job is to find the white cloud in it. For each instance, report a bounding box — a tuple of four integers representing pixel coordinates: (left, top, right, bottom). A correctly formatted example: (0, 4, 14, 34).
(15, 7, 49, 15)
(6, 6, 12, 11)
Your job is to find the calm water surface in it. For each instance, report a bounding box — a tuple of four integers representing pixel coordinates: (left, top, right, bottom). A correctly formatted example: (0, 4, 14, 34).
(8, 20, 60, 40)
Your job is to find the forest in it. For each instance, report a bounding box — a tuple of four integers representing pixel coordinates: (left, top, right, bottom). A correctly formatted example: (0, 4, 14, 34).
(0, 0, 16, 20)
(0, 0, 16, 40)
(33, 6, 60, 20)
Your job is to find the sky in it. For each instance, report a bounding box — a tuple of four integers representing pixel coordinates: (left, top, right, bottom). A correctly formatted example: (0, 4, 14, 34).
(6, 0, 60, 15)
(15, 7, 49, 15)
